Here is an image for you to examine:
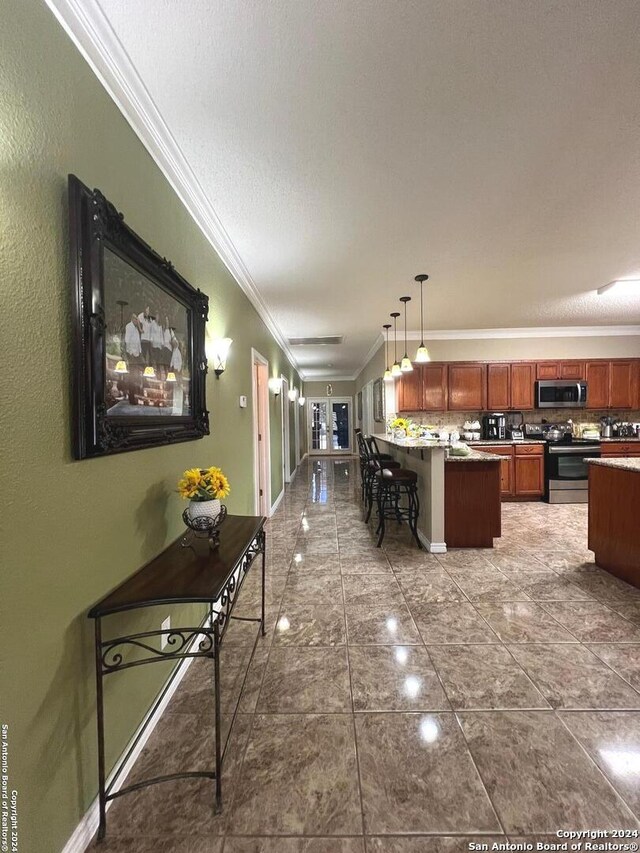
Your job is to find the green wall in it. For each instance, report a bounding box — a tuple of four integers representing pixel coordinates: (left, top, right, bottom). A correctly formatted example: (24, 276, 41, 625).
(0, 2, 301, 850)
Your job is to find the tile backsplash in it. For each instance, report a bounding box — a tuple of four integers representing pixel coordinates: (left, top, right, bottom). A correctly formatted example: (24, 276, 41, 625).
(396, 408, 640, 435)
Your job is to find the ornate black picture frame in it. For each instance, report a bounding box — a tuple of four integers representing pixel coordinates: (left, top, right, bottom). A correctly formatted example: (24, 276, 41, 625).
(373, 377, 384, 422)
(69, 174, 209, 459)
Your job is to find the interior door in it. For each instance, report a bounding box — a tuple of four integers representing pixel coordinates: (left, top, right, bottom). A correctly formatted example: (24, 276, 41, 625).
(308, 397, 352, 454)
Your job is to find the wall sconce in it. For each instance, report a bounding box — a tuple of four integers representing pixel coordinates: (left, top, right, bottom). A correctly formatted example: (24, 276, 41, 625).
(268, 377, 282, 396)
(143, 365, 156, 378)
(211, 337, 233, 378)
(298, 396, 306, 406)
(114, 360, 128, 374)
(166, 371, 177, 383)
(288, 387, 298, 402)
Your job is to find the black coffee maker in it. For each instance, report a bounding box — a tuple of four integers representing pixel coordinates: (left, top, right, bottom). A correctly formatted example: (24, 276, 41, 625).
(482, 413, 506, 440)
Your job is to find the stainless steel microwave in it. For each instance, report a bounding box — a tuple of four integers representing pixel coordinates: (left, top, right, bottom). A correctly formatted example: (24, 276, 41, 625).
(535, 380, 588, 408)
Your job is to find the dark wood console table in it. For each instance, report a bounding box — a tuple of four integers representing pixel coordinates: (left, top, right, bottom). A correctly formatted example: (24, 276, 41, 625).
(88, 514, 266, 842)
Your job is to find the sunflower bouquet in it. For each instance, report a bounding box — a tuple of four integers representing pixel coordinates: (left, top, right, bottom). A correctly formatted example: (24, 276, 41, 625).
(177, 467, 231, 502)
(389, 416, 411, 436)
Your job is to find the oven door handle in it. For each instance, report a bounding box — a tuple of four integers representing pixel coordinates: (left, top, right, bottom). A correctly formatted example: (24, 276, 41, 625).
(548, 446, 600, 454)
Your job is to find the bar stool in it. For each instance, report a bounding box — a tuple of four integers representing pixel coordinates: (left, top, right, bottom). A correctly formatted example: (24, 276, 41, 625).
(356, 433, 400, 521)
(369, 437, 421, 549)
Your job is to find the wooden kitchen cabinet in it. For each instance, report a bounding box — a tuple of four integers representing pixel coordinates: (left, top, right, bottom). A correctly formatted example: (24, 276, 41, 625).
(396, 364, 422, 412)
(560, 361, 585, 380)
(609, 360, 637, 409)
(536, 362, 559, 380)
(585, 361, 611, 409)
(510, 363, 536, 410)
(422, 364, 447, 411)
(514, 444, 544, 496)
(480, 445, 514, 497)
(448, 363, 486, 411)
(487, 363, 511, 410)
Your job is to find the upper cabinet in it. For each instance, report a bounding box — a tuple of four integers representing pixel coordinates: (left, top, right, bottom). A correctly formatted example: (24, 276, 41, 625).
(393, 357, 640, 413)
(510, 363, 536, 410)
(609, 360, 638, 409)
(585, 361, 610, 409)
(396, 364, 423, 412)
(536, 360, 585, 380)
(422, 364, 448, 411)
(448, 363, 486, 411)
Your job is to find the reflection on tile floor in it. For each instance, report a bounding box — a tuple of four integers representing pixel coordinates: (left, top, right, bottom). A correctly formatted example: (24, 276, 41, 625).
(89, 458, 640, 851)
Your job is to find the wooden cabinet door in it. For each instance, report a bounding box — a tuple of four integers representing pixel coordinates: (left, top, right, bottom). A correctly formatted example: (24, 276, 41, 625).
(397, 366, 423, 412)
(560, 361, 585, 380)
(487, 364, 511, 410)
(585, 361, 610, 409)
(609, 360, 636, 409)
(422, 364, 447, 411)
(447, 364, 486, 411)
(536, 362, 559, 380)
(514, 455, 544, 496)
(481, 445, 514, 496)
(510, 363, 535, 410)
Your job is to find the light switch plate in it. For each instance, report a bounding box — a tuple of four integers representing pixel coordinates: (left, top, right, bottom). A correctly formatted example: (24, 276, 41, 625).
(239, 395, 247, 408)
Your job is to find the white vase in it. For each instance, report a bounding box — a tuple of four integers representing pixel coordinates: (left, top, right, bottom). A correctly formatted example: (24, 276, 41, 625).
(187, 499, 221, 524)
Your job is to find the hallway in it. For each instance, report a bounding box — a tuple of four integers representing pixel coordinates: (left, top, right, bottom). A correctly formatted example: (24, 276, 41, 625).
(92, 458, 640, 851)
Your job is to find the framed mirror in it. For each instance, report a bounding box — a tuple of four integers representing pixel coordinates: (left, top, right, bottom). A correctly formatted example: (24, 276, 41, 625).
(69, 174, 209, 458)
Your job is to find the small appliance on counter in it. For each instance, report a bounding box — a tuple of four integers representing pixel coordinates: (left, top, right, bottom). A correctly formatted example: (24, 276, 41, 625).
(482, 413, 506, 441)
(506, 411, 524, 441)
(600, 416, 614, 438)
(462, 420, 482, 442)
(612, 422, 639, 438)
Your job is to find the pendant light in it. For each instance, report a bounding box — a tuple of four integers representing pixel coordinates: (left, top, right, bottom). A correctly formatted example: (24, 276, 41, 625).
(414, 274, 431, 362)
(382, 324, 393, 382)
(399, 296, 413, 372)
(390, 312, 402, 377)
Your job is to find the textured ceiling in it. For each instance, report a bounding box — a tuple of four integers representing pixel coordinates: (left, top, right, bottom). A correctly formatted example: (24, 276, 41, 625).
(96, 0, 640, 377)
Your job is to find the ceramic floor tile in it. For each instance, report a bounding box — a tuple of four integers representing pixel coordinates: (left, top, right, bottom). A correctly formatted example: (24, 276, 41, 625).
(588, 645, 640, 690)
(458, 710, 639, 833)
(502, 570, 593, 601)
(273, 604, 346, 646)
(355, 713, 500, 834)
(288, 555, 342, 574)
(409, 603, 498, 644)
(224, 840, 365, 853)
(475, 602, 579, 644)
(281, 572, 343, 604)
(615, 602, 640, 625)
(345, 603, 422, 645)
(508, 644, 640, 709)
(348, 645, 450, 711)
(395, 571, 467, 605)
(341, 573, 404, 605)
(229, 714, 362, 835)
(445, 570, 531, 603)
(567, 571, 640, 604)
(340, 555, 394, 574)
(486, 553, 548, 572)
(428, 644, 549, 709)
(559, 711, 640, 816)
(365, 839, 505, 853)
(540, 602, 640, 643)
(87, 838, 223, 852)
(257, 647, 351, 712)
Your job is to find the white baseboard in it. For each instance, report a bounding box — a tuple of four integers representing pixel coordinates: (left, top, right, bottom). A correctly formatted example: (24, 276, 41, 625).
(61, 621, 210, 853)
(270, 488, 284, 516)
(417, 529, 447, 553)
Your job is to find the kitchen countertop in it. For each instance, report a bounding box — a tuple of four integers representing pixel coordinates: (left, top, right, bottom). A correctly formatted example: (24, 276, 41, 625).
(599, 437, 640, 442)
(446, 449, 503, 463)
(468, 440, 546, 446)
(587, 458, 640, 472)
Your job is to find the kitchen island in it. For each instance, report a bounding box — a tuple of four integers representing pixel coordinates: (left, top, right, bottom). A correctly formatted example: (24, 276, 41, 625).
(373, 435, 502, 551)
(587, 458, 640, 589)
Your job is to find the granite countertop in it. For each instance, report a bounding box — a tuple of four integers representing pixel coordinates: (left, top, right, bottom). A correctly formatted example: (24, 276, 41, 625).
(599, 437, 640, 443)
(446, 448, 503, 463)
(468, 439, 546, 446)
(587, 458, 640, 473)
(373, 434, 450, 449)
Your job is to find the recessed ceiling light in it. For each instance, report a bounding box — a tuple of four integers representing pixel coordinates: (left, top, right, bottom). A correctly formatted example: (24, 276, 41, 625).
(597, 278, 640, 295)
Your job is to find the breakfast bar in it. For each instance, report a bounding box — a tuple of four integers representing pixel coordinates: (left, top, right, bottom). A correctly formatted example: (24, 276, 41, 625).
(374, 435, 502, 551)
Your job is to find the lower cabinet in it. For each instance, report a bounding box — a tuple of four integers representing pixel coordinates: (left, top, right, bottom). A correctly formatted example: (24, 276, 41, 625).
(479, 444, 544, 500)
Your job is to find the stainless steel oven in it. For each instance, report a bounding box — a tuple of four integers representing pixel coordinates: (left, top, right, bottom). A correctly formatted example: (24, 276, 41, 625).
(545, 443, 600, 503)
(536, 380, 588, 408)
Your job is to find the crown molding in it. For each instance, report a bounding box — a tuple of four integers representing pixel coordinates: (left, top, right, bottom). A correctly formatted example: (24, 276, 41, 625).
(44, 0, 303, 376)
(403, 325, 640, 341)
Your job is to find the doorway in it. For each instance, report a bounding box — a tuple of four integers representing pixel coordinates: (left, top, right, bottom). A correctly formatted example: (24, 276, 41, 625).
(307, 397, 353, 455)
(251, 349, 271, 515)
(281, 375, 291, 484)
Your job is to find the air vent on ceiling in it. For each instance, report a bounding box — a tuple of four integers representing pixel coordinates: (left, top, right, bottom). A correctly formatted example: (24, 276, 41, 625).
(288, 335, 344, 346)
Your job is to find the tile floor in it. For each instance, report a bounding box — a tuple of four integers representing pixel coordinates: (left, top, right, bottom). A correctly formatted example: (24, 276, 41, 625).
(90, 458, 640, 852)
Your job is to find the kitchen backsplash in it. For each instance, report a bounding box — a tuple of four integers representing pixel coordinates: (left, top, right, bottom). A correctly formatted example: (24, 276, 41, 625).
(395, 408, 640, 435)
